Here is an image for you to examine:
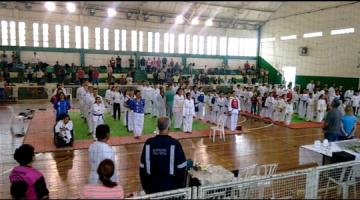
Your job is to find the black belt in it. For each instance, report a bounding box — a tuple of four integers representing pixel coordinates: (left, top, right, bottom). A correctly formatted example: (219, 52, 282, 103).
(93, 114, 103, 116)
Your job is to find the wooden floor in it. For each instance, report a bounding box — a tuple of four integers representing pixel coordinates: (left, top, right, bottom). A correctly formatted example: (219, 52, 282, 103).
(1, 100, 356, 199)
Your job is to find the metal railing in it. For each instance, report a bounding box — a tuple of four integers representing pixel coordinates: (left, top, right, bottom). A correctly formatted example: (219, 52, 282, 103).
(129, 161, 360, 199)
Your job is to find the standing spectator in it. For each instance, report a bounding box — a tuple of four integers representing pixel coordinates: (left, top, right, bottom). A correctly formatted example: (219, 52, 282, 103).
(0, 76, 6, 100)
(323, 98, 343, 142)
(162, 57, 167, 66)
(156, 57, 161, 72)
(140, 57, 146, 71)
(244, 60, 250, 74)
(35, 69, 44, 84)
(128, 55, 135, 69)
(107, 64, 113, 83)
(3, 68, 10, 84)
(31, 52, 40, 68)
(139, 117, 187, 194)
(165, 85, 175, 120)
(170, 58, 174, 68)
(77, 67, 85, 85)
(59, 65, 66, 83)
(88, 124, 118, 184)
(146, 57, 152, 72)
(158, 69, 165, 85)
(70, 63, 76, 83)
(11, 51, 18, 68)
(1, 50, 8, 69)
(26, 65, 34, 83)
(9, 144, 49, 200)
(80, 159, 124, 199)
(46, 64, 53, 83)
(116, 56, 122, 73)
(174, 62, 180, 74)
(110, 57, 116, 72)
(339, 105, 357, 140)
(92, 67, 100, 86)
(151, 57, 157, 72)
(88, 66, 93, 84)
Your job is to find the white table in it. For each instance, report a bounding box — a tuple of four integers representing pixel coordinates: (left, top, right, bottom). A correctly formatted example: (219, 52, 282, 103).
(299, 139, 360, 166)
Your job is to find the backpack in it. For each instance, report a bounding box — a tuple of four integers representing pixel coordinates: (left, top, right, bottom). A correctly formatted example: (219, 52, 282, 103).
(231, 99, 239, 109)
(198, 94, 205, 103)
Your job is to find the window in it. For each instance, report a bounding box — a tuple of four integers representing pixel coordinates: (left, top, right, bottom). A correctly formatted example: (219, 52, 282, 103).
(280, 35, 297, 40)
(55, 24, 62, 48)
(103, 28, 109, 50)
(10, 21, 16, 46)
(63, 25, 69, 48)
(18, 22, 26, 46)
(330, 28, 354, 35)
(240, 38, 257, 56)
(164, 33, 169, 53)
(131, 30, 137, 51)
(147, 32, 153, 52)
(169, 33, 175, 53)
(303, 32, 322, 38)
(33, 23, 39, 47)
(114, 29, 120, 51)
(178, 33, 185, 54)
(83, 26, 89, 49)
(199, 35, 204, 54)
(1, 20, 8, 46)
(95, 27, 101, 50)
(261, 37, 275, 42)
(228, 37, 239, 56)
(219, 37, 227, 55)
(121, 29, 126, 51)
(154, 32, 160, 53)
(185, 34, 190, 54)
(75, 26, 81, 49)
(139, 31, 143, 52)
(42, 24, 49, 47)
(206, 36, 216, 55)
(192, 35, 198, 54)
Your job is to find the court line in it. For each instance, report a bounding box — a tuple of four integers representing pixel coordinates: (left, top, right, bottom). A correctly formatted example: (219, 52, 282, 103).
(0, 153, 43, 176)
(246, 122, 274, 131)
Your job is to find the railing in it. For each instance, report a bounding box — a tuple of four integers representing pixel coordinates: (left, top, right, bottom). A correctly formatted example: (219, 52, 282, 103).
(129, 161, 360, 199)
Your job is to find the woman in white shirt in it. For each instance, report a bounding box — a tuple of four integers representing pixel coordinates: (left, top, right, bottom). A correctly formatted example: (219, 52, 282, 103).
(183, 92, 196, 133)
(155, 87, 166, 118)
(173, 88, 185, 129)
(54, 114, 73, 146)
(112, 86, 123, 120)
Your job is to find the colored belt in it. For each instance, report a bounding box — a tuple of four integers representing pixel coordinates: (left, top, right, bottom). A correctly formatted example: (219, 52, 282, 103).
(93, 114, 103, 116)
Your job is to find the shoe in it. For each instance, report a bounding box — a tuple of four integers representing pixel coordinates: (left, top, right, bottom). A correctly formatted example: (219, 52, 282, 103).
(134, 136, 140, 139)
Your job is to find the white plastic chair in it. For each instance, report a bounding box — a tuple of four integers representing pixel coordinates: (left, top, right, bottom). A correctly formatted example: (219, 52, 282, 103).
(209, 114, 227, 142)
(65, 88, 72, 100)
(324, 166, 357, 199)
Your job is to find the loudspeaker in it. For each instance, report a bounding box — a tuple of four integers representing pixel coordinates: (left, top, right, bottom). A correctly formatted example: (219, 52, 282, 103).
(299, 47, 308, 56)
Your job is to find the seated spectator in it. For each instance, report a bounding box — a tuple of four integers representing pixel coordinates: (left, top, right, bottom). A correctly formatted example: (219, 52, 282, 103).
(140, 117, 187, 194)
(35, 69, 44, 84)
(54, 92, 71, 121)
(9, 144, 49, 200)
(244, 60, 250, 74)
(80, 159, 124, 199)
(76, 67, 85, 85)
(119, 75, 127, 85)
(339, 105, 357, 140)
(0, 76, 6, 100)
(54, 114, 74, 147)
(26, 65, 34, 83)
(126, 74, 133, 85)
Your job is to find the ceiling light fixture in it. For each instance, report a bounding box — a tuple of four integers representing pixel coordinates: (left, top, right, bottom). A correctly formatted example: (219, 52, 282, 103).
(44, 2, 55, 11)
(191, 17, 199, 25)
(66, 2, 76, 13)
(107, 8, 116, 17)
(205, 19, 213, 26)
(175, 15, 184, 24)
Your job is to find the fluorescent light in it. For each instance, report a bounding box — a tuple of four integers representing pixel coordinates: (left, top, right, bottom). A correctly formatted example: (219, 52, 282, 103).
(66, 2, 76, 13)
(303, 32, 322, 38)
(331, 28, 354, 35)
(261, 37, 275, 42)
(107, 8, 116, 17)
(280, 35, 297, 40)
(191, 17, 199, 25)
(175, 15, 184, 24)
(205, 19, 213, 26)
(44, 2, 55, 11)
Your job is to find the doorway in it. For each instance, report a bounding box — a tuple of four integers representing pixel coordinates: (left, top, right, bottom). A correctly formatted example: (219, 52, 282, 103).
(283, 66, 296, 89)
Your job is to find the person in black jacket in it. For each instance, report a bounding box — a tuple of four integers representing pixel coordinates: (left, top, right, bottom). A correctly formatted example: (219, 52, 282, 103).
(139, 117, 187, 194)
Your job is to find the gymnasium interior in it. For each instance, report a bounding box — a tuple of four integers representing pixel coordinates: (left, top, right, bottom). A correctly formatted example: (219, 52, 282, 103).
(1, 1, 360, 199)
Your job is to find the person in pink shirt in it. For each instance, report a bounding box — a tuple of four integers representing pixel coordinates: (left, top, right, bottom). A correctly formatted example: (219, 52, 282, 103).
(9, 144, 49, 200)
(80, 159, 124, 199)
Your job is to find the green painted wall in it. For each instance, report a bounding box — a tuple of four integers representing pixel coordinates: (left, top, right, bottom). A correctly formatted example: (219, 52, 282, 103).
(295, 75, 359, 91)
(258, 57, 282, 84)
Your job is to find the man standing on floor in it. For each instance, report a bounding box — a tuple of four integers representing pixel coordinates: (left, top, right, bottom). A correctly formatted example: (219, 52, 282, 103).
(88, 124, 118, 184)
(139, 117, 187, 194)
(130, 90, 145, 139)
(323, 98, 343, 142)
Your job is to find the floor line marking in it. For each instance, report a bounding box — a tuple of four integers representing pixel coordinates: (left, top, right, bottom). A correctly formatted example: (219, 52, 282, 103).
(247, 123, 274, 131)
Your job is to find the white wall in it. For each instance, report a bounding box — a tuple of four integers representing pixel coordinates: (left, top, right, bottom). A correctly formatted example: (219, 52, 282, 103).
(228, 59, 256, 69)
(187, 58, 223, 68)
(260, 3, 360, 78)
(84, 54, 131, 67)
(21, 51, 80, 65)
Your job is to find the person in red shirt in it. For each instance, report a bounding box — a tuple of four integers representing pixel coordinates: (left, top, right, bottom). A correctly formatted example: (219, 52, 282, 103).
(244, 60, 250, 74)
(92, 67, 100, 86)
(77, 68, 85, 85)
